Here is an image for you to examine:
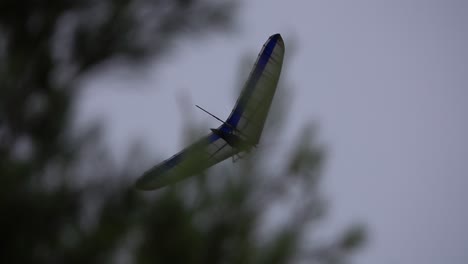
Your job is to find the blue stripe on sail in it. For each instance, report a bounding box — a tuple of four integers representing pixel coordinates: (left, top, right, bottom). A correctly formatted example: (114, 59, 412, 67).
(220, 124, 231, 133)
(163, 153, 183, 169)
(208, 133, 220, 142)
(208, 124, 230, 142)
(226, 34, 280, 128)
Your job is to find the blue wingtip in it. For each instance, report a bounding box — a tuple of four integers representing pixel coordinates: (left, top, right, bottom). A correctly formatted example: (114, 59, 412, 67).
(271, 33, 282, 41)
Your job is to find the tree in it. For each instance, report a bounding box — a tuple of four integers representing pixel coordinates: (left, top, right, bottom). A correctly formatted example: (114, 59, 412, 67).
(0, 1, 364, 263)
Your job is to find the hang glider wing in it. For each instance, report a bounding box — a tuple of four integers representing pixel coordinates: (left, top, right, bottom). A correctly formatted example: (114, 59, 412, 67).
(226, 33, 285, 144)
(135, 125, 239, 190)
(135, 34, 284, 190)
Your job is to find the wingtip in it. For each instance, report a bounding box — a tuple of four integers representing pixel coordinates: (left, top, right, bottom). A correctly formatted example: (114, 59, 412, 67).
(134, 171, 159, 191)
(270, 33, 284, 45)
(134, 177, 151, 191)
(271, 33, 282, 39)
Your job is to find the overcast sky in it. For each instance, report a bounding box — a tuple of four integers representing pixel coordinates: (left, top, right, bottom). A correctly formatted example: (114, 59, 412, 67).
(77, 1, 468, 263)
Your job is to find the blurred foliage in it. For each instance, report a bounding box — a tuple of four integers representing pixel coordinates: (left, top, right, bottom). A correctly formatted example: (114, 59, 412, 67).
(0, 1, 364, 263)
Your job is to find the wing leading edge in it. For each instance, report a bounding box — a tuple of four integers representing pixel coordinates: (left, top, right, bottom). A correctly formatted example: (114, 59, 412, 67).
(226, 33, 285, 144)
(135, 34, 284, 190)
(135, 126, 238, 190)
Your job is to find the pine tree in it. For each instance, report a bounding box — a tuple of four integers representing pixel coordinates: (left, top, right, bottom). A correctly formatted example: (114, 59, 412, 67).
(0, 1, 364, 263)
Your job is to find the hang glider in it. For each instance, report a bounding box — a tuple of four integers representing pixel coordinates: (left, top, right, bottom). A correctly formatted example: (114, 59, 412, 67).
(135, 33, 285, 190)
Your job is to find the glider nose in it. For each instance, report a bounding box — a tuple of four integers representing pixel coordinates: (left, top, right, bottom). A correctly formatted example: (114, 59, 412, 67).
(210, 128, 221, 136)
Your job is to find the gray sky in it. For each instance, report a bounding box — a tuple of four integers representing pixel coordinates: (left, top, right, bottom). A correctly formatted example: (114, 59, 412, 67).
(77, 1, 468, 263)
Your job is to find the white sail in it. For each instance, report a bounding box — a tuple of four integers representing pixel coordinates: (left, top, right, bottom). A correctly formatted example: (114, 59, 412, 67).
(135, 34, 285, 190)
